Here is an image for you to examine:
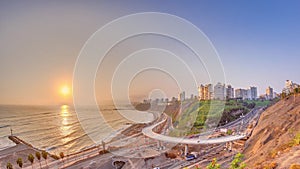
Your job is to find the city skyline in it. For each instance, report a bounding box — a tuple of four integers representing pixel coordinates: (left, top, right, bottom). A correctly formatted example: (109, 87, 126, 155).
(148, 82, 280, 102)
(1, 1, 300, 105)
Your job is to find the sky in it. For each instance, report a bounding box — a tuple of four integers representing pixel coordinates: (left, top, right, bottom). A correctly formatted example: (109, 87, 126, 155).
(0, 0, 300, 105)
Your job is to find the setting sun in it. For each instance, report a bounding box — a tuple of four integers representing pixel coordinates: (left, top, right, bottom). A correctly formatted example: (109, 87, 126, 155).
(60, 85, 70, 96)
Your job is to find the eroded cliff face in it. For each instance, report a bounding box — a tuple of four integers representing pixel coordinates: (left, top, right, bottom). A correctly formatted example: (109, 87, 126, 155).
(243, 95, 300, 168)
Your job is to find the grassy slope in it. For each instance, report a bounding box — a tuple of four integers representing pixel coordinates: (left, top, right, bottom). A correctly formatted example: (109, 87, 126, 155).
(170, 99, 260, 136)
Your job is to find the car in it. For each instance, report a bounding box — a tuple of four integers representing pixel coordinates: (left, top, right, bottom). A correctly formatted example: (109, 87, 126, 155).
(185, 154, 196, 161)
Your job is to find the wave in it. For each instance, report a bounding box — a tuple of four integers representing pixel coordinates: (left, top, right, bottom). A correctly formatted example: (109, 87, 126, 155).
(0, 125, 10, 129)
(0, 105, 130, 154)
(0, 137, 16, 151)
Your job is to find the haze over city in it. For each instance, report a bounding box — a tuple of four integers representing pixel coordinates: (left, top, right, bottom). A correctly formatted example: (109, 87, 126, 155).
(1, 0, 299, 105)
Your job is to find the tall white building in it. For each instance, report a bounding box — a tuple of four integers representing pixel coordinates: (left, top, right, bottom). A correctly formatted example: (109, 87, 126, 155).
(249, 86, 258, 100)
(235, 86, 257, 100)
(235, 88, 248, 100)
(214, 82, 226, 100)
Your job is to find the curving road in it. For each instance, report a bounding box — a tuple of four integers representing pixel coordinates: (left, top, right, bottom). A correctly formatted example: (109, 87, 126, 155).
(142, 114, 247, 145)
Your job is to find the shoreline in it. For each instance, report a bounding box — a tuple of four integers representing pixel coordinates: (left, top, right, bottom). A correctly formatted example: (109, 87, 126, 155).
(0, 110, 156, 168)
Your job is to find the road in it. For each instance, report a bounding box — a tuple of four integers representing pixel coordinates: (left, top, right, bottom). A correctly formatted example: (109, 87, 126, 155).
(142, 114, 247, 145)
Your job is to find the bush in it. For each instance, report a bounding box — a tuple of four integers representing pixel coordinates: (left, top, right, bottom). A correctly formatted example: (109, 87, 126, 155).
(293, 133, 300, 146)
(227, 129, 233, 135)
(165, 152, 177, 159)
(290, 164, 300, 169)
(51, 154, 60, 160)
(99, 150, 109, 155)
(263, 162, 278, 169)
(206, 158, 220, 169)
(230, 153, 246, 169)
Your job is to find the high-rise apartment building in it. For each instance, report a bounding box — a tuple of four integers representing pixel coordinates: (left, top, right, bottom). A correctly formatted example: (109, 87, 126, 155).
(214, 82, 226, 100)
(249, 86, 258, 100)
(198, 84, 213, 100)
(266, 86, 274, 100)
(226, 85, 234, 99)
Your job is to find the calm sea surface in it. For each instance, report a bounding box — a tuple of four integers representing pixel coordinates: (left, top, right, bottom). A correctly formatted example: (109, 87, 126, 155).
(0, 105, 153, 155)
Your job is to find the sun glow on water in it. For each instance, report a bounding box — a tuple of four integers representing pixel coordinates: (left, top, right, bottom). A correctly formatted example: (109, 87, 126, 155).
(60, 105, 72, 144)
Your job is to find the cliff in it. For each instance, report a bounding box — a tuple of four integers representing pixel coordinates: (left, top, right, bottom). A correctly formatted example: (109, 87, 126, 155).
(243, 95, 300, 168)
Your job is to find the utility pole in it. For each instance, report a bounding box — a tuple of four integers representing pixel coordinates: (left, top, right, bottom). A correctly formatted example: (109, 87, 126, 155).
(10, 127, 13, 136)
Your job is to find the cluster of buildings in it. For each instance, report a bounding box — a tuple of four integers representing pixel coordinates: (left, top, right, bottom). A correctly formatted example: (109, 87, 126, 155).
(283, 80, 300, 95)
(198, 83, 259, 100)
(142, 80, 299, 104)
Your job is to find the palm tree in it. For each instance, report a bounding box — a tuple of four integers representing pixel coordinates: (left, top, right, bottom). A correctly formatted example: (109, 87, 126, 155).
(6, 162, 13, 169)
(41, 150, 48, 167)
(59, 152, 65, 165)
(16, 158, 23, 168)
(27, 154, 34, 169)
(35, 152, 42, 169)
(102, 140, 106, 150)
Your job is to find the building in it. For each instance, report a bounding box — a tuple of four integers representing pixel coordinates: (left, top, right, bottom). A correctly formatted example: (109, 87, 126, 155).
(205, 84, 213, 100)
(206, 84, 213, 100)
(198, 85, 205, 100)
(249, 86, 258, 100)
(198, 84, 213, 100)
(234, 86, 257, 100)
(214, 82, 226, 100)
(283, 80, 299, 94)
(226, 85, 234, 99)
(178, 91, 185, 101)
(266, 86, 274, 100)
(235, 88, 249, 100)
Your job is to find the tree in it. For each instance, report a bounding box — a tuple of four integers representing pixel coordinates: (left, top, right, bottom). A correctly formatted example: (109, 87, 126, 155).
(206, 158, 220, 169)
(41, 150, 48, 167)
(102, 140, 106, 151)
(6, 162, 13, 169)
(294, 87, 300, 94)
(59, 152, 65, 163)
(16, 158, 23, 168)
(27, 154, 34, 169)
(230, 153, 246, 169)
(281, 92, 287, 99)
(35, 152, 42, 169)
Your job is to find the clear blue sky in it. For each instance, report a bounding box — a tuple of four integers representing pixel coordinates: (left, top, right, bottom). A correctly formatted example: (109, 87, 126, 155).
(0, 1, 299, 104)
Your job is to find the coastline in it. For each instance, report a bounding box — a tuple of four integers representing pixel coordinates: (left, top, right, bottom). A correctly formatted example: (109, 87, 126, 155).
(0, 136, 57, 168)
(0, 110, 156, 168)
(0, 124, 142, 168)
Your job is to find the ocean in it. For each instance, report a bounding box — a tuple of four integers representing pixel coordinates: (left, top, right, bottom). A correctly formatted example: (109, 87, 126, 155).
(0, 105, 153, 155)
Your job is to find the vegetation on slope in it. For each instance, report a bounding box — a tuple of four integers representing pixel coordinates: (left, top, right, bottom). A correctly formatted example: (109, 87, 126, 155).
(170, 99, 268, 136)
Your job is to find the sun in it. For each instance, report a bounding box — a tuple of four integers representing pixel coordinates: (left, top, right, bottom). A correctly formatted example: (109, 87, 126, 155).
(60, 85, 70, 96)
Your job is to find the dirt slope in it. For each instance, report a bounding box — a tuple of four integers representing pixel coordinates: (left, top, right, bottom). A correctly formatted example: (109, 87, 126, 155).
(243, 95, 300, 168)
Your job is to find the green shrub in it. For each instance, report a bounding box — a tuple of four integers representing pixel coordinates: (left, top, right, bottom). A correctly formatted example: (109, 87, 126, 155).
(206, 158, 220, 169)
(230, 153, 246, 169)
(293, 133, 300, 146)
(227, 129, 233, 135)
